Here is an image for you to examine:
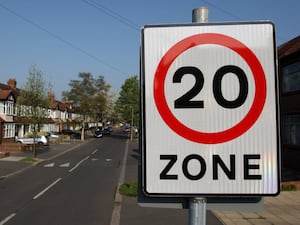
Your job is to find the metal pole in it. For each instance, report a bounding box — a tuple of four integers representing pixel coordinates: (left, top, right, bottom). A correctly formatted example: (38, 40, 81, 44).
(189, 198, 207, 225)
(189, 7, 209, 225)
(192, 7, 209, 23)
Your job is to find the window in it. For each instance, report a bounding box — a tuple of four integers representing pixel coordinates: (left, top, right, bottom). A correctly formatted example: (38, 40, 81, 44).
(0, 102, 4, 114)
(282, 114, 300, 146)
(4, 101, 14, 115)
(4, 123, 15, 138)
(282, 61, 300, 93)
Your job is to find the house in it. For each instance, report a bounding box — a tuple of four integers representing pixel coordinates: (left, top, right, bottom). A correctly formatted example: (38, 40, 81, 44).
(278, 36, 300, 170)
(47, 94, 82, 132)
(0, 79, 76, 144)
(0, 79, 19, 143)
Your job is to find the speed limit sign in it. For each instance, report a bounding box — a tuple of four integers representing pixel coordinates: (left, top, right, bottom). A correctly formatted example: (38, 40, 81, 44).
(141, 22, 280, 196)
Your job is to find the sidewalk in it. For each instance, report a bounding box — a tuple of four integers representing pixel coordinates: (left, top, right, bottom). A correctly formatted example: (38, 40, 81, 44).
(121, 141, 300, 225)
(214, 192, 300, 225)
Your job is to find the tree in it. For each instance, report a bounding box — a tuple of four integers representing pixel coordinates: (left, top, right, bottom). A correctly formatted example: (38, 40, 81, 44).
(62, 72, 111, 137)
(16, 65, 52, 157)
(115, 75, 139, 127)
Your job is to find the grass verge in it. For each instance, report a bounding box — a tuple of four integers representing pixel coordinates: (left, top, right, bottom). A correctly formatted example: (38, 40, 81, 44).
(19, 157, 39, 163)
(119, 181, 138, 197)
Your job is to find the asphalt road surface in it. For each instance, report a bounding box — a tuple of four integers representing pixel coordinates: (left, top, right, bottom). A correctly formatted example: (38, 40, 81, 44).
(0, 132, 223, 225)
(0, 134, 126, 225)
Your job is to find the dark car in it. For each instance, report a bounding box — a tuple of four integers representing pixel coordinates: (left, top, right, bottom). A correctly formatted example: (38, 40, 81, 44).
(107, 126, 113, 132)
(94, 129, 103, 138)
(123, 127, 130, 133)
(61, 129, 81, 139)
(102, 128, 111, 135)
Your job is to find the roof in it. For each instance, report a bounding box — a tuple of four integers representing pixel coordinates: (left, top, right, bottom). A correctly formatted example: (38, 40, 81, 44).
(1, 80, 74, 113)
(0, 82, 20, 100)
(278, 36, 300, 59)
(49, 99, 73, 112)
(0, 89, 16, 101)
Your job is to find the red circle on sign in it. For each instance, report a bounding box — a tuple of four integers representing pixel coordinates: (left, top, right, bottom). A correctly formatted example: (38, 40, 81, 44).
(153, 33, 267, 144)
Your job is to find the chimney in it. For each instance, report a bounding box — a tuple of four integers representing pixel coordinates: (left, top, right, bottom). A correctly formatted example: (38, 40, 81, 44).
(7, 79, 17, 89)
(48, 92, 56, 107)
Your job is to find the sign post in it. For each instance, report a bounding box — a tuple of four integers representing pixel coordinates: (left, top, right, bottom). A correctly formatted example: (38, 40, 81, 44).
(190, 8, 209, 225)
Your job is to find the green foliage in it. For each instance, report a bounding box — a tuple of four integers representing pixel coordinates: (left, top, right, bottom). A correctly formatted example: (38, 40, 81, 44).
(16, 65, 52, 158)
(17, 66, 52, 123)
(115, 75, 139, 125)
(281, 184, 297, 191)
(119, 181, 138, 197)
(62, 73, 112, 123)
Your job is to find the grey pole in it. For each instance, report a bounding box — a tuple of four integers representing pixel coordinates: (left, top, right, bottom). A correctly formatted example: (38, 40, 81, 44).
(192, 7, 209, 23)
(189, 8, 209, 225)
(189, 198, 207, 225)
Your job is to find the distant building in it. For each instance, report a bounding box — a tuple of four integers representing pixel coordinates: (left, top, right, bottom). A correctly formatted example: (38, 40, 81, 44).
(0, 79, 19, 143)
(278, 36, 300, 170)
(0, 79, 76, 144)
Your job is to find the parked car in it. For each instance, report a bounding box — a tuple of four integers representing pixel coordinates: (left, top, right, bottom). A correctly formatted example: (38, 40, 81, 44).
(94, 129, 103, 138)
(123, 127, 130, 133)
(47, 131, 60, 139)
(61, 129, 74, 135)
(15, 135, 49, 145)
(61, 129, 81, 139)
(107, 126, 113, 133)
(102, 128, 111, 135)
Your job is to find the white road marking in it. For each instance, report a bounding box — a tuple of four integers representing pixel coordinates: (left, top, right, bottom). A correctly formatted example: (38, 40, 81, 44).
(33, 178, 62, 200)
(91, 149, 99, 155)
(69, 156, 90, 172)
(59, 162, 70, 167)
(0, 213, 16, 225)
(43, 163, 55, 168)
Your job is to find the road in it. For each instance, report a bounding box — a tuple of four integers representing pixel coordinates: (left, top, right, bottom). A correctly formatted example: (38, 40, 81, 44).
(0, 133, 127, 225)
(0, 131, 223, 225)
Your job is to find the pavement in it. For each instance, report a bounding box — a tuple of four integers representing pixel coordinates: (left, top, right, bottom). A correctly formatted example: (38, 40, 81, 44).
(1, 139, 300, 225)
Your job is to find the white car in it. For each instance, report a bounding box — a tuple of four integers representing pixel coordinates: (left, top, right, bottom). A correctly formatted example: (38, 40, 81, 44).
(47, 131, 60, 138)
(15, 135, 49, 145)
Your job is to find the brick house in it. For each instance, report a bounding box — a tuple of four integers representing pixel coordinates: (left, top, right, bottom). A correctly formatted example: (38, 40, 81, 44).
(0, 79, 75, 144)
(0, 79, 19, 143)
(278, 36, 300, 170)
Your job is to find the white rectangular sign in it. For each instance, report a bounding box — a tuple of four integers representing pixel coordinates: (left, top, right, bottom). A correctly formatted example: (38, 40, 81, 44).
(141, 22, 280, 196)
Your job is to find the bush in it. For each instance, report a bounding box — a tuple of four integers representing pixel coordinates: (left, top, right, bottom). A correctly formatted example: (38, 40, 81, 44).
(281, 184, 297, 191)
(24, 131, 49, 137)
(119, 181, 138, 197)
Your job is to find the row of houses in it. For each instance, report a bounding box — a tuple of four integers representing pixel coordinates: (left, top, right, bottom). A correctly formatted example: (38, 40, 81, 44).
(0, 79, 82, 144)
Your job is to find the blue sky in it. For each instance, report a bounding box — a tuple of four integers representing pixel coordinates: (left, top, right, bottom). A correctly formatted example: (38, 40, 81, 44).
(0, 0, 299, 100)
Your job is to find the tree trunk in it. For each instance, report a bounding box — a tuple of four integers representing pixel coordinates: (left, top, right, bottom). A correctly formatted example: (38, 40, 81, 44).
(33, 143, 37, 158)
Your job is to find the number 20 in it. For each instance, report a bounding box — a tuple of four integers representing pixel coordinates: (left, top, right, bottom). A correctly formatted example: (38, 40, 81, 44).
(173, 65, 248, 109)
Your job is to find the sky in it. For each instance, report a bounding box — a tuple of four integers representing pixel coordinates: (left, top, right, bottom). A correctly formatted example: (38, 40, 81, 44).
(0, 0, 299, 100)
